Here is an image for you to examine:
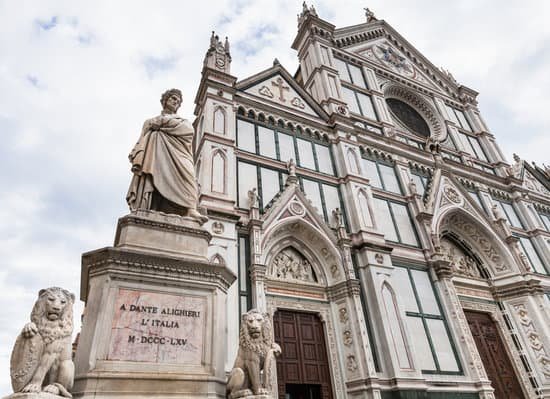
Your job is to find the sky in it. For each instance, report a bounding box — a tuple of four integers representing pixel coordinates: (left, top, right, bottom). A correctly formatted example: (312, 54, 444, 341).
(0, 0, 549, 394)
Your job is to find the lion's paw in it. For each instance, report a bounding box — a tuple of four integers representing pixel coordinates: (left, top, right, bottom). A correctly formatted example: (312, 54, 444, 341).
(22, 322, 38, 338)
(21, 383, 41, 393)
(43, 384, 61, 395)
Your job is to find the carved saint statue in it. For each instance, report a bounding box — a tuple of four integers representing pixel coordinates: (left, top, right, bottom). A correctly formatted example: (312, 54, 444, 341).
(247, 187, 260, 209)
(9, 287, 75, 398)
(126, 89, 206, 223)
(227, 309, 281, 398)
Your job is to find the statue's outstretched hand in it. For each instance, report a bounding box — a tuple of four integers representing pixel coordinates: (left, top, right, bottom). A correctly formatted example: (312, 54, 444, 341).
(22, 322, 38, 338)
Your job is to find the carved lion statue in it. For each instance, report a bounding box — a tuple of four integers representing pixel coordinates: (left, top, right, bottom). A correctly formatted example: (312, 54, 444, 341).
(227, 309, 281, 398)
(10, 287, 75, 398)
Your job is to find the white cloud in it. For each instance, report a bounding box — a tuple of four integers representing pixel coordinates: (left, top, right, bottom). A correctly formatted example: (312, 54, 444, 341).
(0, 0, 548, 394)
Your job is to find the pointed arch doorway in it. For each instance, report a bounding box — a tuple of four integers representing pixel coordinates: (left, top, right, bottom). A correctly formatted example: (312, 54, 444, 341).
(439, 232, 526, 398)
(273, 310, 333, 399)
(465, 310, 525, 399)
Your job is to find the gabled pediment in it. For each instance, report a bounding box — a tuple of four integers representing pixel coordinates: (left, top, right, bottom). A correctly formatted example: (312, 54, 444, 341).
(236, 62, 329, 120)
(356, 39, 441, 91)
(261, 179, 338, 246)
(334, 20, 469, 98)
(523, 164, 550, 196)
(427, 172, 491, 227)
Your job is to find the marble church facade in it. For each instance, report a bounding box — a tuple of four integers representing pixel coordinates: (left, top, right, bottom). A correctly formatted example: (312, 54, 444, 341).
(193, 6, 550, 399)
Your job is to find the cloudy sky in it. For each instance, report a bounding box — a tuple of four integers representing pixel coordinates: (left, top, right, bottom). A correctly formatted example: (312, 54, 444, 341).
(1, 0, 549, 393)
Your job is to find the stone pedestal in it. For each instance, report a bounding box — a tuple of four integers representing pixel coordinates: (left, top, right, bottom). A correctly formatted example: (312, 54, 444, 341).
(73, 211, 235, 399)
(4, 394, 66, 399)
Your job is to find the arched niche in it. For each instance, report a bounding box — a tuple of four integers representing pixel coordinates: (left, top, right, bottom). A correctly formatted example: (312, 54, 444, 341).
(440, 234, 489, 279)
(268, 246, 319, 284)
(435, 208, 518, 276)
(262, 218, 342, 286)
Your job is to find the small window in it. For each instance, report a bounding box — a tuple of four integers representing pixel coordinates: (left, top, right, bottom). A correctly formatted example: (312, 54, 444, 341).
(445, 105, 472, 131)
(348, 63, 367, 88)
(372, 197, 418, 246)
(410, 173, 428, 197)
(297, 139, 316, 170)
(237, 120, 256, 153)
(277, 132, 296, 163)
(237, 162, 257, 207)
(362, 159, 402, 194)
(538, 212, 550, 231)
(237, 236, 252, 315)
(258, 126, 276, 159)
(518, 237, 548, 274)
(493, 199, 523, 228)
(315, 144, 334, 175)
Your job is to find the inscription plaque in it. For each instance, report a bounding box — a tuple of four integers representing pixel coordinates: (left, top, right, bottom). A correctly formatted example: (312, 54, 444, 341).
(108, 288, 206, 364)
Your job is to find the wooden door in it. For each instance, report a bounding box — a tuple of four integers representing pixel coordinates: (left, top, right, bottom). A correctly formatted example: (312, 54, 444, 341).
(464, 310, 525, 399)
(273, 310, 333, 399)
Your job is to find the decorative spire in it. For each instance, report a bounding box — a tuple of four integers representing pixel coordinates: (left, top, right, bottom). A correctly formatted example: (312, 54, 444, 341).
(298, 1, 318, 27)
(224, 36, 230, 53)
(364, 7, 377, 23)
(273, 58, 280, 66)
(203, 31, 231, 74)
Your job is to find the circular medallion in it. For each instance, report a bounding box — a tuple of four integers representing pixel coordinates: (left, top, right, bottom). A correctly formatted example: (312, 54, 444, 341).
(289, 201, 305, 216)
(215, 57, 225, 68)
(444, 186, 462, 204)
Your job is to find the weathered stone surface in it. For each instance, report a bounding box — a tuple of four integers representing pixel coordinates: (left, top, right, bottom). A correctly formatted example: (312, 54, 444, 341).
(126, 88, 207, 224)
(4, 392, 69, 399)
(227, 310, 281, 399)
(114, 210, 211, 261)
(8, 288, 75, 398)
(107, 288, 206, 364)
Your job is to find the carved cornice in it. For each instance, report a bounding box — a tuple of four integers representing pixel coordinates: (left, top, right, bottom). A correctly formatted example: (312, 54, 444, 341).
(492, 280, 544, 301)
(116, 212, 212, 241)
(81, 247, 236, 300)
(327, 279, 361, 301)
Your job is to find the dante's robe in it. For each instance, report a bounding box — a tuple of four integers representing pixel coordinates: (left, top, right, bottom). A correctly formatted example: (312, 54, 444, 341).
(126, 114, 197, 212)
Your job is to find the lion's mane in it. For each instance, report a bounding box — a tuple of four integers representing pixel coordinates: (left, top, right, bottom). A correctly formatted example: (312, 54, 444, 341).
(239, 311, 273, 357)
(30, 287, 74, 344)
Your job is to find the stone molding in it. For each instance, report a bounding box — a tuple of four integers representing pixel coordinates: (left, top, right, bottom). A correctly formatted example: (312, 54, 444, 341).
(81, 247, 236, 300)
(116, 211, 212, 241)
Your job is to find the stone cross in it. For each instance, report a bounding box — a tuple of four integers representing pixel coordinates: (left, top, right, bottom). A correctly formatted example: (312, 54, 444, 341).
(272, 77, 290, 102)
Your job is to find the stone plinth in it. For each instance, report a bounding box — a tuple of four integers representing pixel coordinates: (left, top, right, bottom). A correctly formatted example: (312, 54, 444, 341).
(4, 394, 66, 399)
(73, 211, 235, 399)
(114, 210, 211, 262)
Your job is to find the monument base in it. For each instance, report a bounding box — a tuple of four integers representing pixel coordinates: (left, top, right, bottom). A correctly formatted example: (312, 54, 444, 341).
(114, 210, 211, 262)
(4, 394, 67, 399)
(73, 211, 235, 399)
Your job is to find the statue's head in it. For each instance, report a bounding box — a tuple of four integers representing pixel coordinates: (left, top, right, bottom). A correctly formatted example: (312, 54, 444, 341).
(160, 88, 183, 113)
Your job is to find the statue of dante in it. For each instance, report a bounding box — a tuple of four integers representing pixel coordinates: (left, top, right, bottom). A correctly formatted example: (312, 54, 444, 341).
(126, 89, 206, 222)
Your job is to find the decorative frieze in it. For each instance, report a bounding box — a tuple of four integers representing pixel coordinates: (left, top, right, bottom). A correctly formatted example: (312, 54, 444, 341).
(513, 303, 550, 380)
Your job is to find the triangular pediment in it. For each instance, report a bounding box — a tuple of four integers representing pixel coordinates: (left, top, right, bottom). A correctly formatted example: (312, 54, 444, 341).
(522, 166, 550, 196)
(334, 21, 466, 97)
(236, 63, 329, 120)
(261, 179, 338, 245)
(355, 39, 441, 90)
(427, 172, 491, 227)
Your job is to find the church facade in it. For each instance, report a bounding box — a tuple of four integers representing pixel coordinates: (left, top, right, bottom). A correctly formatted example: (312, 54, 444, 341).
(193, 5, 550, 399)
